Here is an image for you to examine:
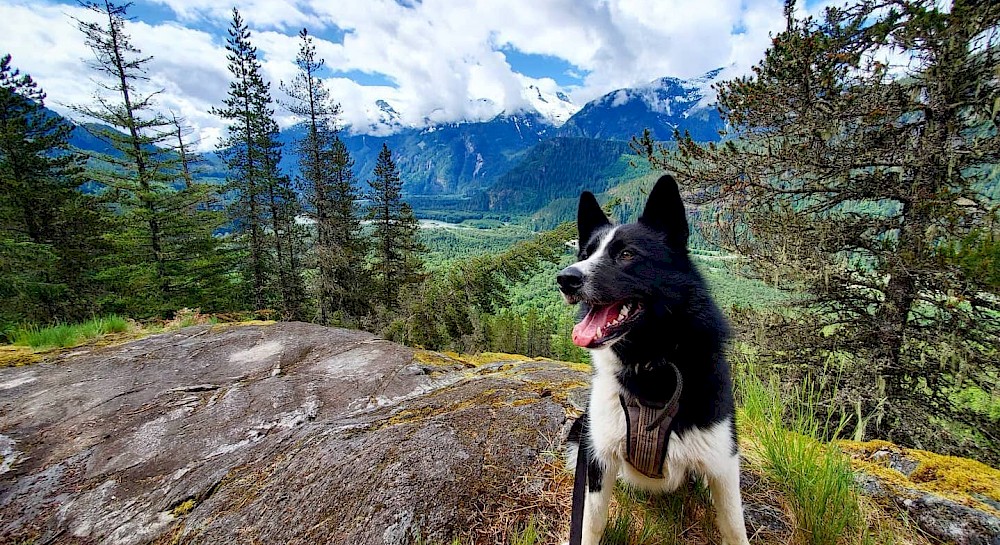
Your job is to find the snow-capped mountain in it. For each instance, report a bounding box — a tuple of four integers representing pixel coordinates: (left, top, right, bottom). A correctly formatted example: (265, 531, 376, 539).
(559, 68, 726, 142)
(359, 99, 404, 135)
(62, 69, 727, 207)
(522, 84, 579, 126)
(351, 84, 578, 137)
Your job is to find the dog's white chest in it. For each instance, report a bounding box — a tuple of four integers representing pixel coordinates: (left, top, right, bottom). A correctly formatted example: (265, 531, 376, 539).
(587, 349, 734, 492)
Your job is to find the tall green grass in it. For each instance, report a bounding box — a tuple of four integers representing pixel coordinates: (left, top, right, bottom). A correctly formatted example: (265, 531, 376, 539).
(736, 359, 860, 545)
(10, 315, 130, 349)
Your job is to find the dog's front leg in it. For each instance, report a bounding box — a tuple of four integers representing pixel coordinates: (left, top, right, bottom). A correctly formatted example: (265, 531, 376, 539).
(705, 451, 750, 545)
(581, 451, 618, 545)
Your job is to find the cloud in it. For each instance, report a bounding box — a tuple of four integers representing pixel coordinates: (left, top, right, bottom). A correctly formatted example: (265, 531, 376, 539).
(1, 0, 803, 149)
(0, 1, 231, 149)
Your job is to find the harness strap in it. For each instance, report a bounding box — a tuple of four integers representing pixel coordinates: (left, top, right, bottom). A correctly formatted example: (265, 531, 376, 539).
(619, 361, 683, 479)
(568, 417, 588, 545)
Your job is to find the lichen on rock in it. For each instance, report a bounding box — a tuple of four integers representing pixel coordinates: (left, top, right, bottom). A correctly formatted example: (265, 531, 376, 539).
(0, 322, 589, 545)
(841, 439, 1000, 544)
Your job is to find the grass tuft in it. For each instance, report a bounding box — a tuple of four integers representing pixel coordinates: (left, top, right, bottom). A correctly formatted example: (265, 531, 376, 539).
(736, 359, 860, 545)
(10, 315, 130, 349)
(509, 517, 540, 545)
(599, 481, 716, 545)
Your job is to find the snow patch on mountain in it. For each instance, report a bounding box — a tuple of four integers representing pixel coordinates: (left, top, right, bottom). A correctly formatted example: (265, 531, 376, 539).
(360, 99, 404, 135)
(599, 67, 726, 119)
(522, 84, 579, 126)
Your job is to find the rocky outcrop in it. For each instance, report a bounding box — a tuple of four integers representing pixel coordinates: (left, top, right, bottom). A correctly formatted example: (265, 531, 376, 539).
(843, 441, 1000, 545)
(0, 322, 589, 544)
(5, 322, 996, 545)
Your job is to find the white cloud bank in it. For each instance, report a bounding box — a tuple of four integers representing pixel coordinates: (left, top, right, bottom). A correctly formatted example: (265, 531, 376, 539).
(0, 0, 795, 150)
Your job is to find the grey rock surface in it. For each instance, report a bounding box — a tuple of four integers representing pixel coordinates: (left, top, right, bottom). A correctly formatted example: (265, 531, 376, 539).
(0, 322, 588, 545)
(851, 448, 1000, 545)
(899, 494, 1000, 545)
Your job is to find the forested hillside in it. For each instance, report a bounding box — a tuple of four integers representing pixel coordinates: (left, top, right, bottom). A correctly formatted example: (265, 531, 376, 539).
(483, 138, 635, 214)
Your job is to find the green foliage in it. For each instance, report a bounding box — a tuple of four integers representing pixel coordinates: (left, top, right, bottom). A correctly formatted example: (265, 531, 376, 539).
(736, 360, 860, 545)
(600, 482, 713, 545)
(0, 53, 108, 325)
(10, 315, 129, 349)
(367, 143, 424, 310)
(213, 8, 306, 318)
(385, 222, 577, 355)
(282, 29, 369, 322)
(653, 0, 1000, 463)
(69, 1, 232, 318)
(508, 518, 540, 545)
(938, 220, 1000, 290)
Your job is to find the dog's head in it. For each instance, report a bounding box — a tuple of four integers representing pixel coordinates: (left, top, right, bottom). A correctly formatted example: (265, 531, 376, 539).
(557, 174, 694, 349)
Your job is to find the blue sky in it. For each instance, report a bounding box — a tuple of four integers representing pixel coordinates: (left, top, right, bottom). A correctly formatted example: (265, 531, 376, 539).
(0, 0, 815, 149)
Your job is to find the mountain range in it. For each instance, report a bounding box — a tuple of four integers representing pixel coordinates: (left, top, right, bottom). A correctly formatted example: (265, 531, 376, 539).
(328, 68, 725, 214)
(67, 69, 726, 221)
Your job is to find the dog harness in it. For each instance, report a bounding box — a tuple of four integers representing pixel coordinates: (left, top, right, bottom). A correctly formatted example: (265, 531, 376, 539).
(619, 361, 683, 479)
(567, 361, 684, 545)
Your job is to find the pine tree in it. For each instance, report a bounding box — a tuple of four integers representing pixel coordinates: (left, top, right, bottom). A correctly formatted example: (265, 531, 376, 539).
(213, 8, 306, 319)
(212, 8, 270, 312)
(646, 0, 1000, 461)
(73, 0, 227, 316)
(0, 54, 105, 324)
(265, 163, 308, 320)
(367, 143, 423, 309)
(282, 28, 368, 322)
(161, 113, 236, 311)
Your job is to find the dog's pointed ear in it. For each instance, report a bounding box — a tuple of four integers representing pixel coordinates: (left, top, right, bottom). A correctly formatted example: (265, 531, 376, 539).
(639, 174, 689, 251)
(578, 191, 610, 245)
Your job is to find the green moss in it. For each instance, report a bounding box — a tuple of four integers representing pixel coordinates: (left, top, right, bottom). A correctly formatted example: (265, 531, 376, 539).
(0, 346, 42, 367)
(171, 498, 196, 516)
(840, 440, 1000, 516)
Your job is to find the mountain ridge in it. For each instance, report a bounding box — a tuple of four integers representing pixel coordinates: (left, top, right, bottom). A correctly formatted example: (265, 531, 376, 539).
(59, 69, 727, 218)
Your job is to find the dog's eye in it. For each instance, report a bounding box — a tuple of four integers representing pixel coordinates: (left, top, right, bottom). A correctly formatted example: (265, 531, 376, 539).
(619, 249, 634, 261)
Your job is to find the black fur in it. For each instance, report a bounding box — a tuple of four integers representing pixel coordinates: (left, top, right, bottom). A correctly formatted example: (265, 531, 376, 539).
(562, 174, 736, 458)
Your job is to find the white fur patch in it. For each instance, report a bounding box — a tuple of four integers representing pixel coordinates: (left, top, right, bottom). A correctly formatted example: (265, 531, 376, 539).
(587, 348, 736, 489)
(580, 348, 749, 545)
(575, 226, 618, 276)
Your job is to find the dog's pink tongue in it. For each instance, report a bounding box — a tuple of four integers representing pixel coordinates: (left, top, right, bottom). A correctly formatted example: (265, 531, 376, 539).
(572, 303, 619, 347)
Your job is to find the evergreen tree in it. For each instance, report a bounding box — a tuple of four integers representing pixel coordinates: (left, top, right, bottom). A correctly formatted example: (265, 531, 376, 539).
(162, 113, 236, 311)
(265, 164, 308, 320)
(282, 28, 368, 322)
(645, 0, 1000, 461)
(213, 8, 306, 319)
(73, 0, 227, 316)
(367, 143, 423, 310)
(213, 8, 270, 312)
(0, 54, 105, 324)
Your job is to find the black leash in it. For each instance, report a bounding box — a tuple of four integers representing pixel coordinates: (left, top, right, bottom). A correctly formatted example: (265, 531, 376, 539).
(568, 419, 588, 545)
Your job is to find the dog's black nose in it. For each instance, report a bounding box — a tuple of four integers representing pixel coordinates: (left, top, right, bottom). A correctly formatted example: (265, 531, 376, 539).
(557, 267, 584, 293)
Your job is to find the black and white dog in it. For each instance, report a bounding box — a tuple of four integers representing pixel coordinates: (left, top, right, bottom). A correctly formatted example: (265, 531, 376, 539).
(559, 175, 749, 545)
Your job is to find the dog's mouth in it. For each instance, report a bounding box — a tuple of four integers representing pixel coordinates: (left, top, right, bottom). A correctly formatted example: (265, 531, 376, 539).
(572, 300, 643, 348)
